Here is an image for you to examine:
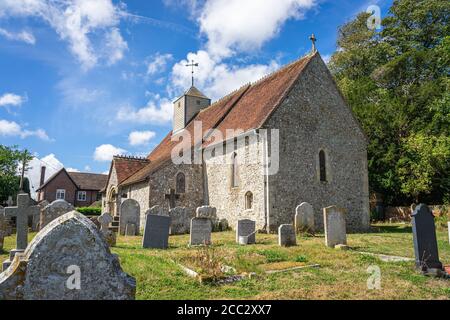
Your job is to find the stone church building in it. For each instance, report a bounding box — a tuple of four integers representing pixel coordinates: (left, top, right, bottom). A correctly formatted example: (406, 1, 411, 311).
(102, 50, 370, 233)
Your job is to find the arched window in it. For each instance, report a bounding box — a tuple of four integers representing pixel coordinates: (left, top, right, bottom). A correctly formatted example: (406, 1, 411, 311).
(176, 172, 186, 193)
(319, 150, 327, 182)
(245, 191, 253, 210)
(231, 152, 239, 187)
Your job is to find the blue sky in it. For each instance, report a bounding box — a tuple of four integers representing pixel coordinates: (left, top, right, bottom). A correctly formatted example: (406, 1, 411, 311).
(0, 0, 391, 196)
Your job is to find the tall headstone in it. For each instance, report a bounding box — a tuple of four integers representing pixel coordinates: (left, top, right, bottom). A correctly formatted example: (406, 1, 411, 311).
(0, 211, 136, 300)
(98, 212, 116, 247)
(0, 209, 6, 252)
(278, 224, 297, 247)
(190, 218, 212, 246)
(168, 207, 191, 235)
(34, 200, 49, 232)
(40, 200, 74, 230)
(295, 202, 315, 234)
(236, 219, 256, 245)
(119, 199, 140, 236)
(323, 206, 347, 248)
(142, 214, 171, 249)
(411, 204, 443, 272)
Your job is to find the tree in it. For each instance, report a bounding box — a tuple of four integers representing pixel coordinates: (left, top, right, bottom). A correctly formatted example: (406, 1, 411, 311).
(0, 145, 33, 204)
(329, 0, 450, 205)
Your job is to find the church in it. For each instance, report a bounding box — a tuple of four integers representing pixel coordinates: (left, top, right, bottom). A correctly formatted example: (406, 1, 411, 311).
(102, 48, 370, 233)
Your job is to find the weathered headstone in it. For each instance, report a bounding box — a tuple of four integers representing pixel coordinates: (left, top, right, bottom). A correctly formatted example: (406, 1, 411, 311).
(236, 219, 256, 245)
(196, 206, 217, 219)
(34, 200, 49, 232)
(142, 214, 171, 249)
(0, 210, 6, 252)
(119, 199, 140, 236)
(125, 223, 136, 236)
(98, 212, 116, 247)
(295, 202, 315, 234)
(146, 205, 168, 216)
(168, 207, 191, 235)
(278, 224, 296, 247)
(411, 204, 443, 272)
(0, 211, 136, 300)
(190, 218, 212, 246)
(323, 206, 347, 248)
(40, 200, 74, 230)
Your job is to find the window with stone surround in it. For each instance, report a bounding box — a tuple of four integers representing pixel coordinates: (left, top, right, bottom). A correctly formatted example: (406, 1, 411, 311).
(245, 191, 253, 210)
(56, 189, 65, 200)
(319, 150, 327, 182)
(176, 172, 186, 194)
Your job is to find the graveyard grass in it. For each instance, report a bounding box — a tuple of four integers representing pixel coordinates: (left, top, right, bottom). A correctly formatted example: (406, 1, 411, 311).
(1, 223, 449, 300)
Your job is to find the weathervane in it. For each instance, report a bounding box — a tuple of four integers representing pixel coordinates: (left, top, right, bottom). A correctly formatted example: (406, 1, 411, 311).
(309, 34, 317, 53)
(185, 60, 199, 87)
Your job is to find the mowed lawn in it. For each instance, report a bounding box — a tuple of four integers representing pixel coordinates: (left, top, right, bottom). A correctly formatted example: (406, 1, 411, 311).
(1, 223, 449, 300)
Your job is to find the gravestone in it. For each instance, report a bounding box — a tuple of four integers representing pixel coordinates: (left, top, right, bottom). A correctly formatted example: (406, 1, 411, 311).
(98, 212, 116, 247)
(236, 219, 256, 245)
(34, 200, 49, 231)
(3, 194, 40, 270)
(295, 202, 315, 234)
(125, 223, 136, 236)
(278, 224, 296, 247)
(0, 211, 136, 300)
(196, 206, 217, 219)
(411, 204, 443, 272)
(40, 200, 74, 230)
(190, 218, 212, 246)
(142, 214, 171, 249)
(169, 207, 191, 235)
(119, 199, 140, 236)
(146, 205, 167, 216)
(323, 206, 347, 248)
(0, 211, 6, 252)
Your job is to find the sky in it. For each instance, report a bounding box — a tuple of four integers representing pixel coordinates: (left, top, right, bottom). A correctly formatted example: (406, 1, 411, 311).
(0, 0, 392, 198)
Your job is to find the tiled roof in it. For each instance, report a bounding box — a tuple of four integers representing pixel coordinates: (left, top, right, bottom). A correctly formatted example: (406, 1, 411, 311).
(113, 156, 149, 185)
(68, 172, 108, 191)
(120, 52, 316, 187)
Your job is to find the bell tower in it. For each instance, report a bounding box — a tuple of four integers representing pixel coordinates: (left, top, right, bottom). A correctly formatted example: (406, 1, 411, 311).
(173, 86, 211, 132)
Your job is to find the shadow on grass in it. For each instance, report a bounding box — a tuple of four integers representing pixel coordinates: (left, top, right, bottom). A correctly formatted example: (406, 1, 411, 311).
(370, 225, 412, 234)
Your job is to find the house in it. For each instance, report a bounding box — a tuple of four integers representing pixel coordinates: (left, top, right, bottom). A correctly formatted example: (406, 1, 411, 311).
(103, 50, 370, 232)
(37, 167, 108, 207)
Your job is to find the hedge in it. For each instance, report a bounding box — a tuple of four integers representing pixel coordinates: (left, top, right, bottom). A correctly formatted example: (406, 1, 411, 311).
(76, 207, 102, 216)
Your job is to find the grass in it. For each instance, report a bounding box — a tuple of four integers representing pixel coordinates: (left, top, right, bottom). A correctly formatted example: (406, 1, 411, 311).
(1, 223, 449, 300)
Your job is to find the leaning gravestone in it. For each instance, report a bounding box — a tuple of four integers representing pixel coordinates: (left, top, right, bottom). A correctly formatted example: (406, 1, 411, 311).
(119, 199, 140, 236)
(323, 206, 347, 248)
(411, 204, 443, 273)
(295, 202, 315, 234)
(236, 219, 256, 245)
(142, 214, 171, 249)
(98, 212, 116, 247)
(190, 218, 212, 246)
(278, 224, 296, 247)
(169, 207, 191, 235)
(40, 200, 74, 230)
(0, 211, 136, 300)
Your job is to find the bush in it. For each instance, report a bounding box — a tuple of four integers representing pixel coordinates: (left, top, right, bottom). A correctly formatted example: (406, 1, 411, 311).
(76, 207, 101, 216)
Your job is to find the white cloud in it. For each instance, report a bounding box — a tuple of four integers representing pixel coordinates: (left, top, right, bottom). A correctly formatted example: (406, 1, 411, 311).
(198, 0, 316, 58)
(0, 28, 36, 44)
(0, 93, 26, 107)
(84, 165, 91, 172)
(0, 119, 51, 141)
(146, 53, 173, 76)
(128, 130, 156, 146)
(94, 144, 126, 162)
(66, 167, 80, 172)
(26, 153, 64, 199)
(116, 95, 173, 125)
(0, 0, 127, 69)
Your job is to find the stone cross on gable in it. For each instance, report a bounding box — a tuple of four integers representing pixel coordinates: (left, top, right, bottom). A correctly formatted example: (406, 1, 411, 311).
(165, 189, 180, 209)
(5, 193, 39, 250)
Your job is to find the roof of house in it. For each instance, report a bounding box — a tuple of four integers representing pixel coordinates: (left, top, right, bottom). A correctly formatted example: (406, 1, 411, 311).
(37, 168, 108, 191)
(119, 53, 317, 187)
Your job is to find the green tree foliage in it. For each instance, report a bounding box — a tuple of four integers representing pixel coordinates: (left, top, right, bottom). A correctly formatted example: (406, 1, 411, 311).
(329, 0, 449, 205)
(0, 145, 33, 204)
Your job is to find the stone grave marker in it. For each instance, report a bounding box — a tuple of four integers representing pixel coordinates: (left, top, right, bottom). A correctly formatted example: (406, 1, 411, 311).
(146, 205, 167, 216)
(0, 209, 6, 252)
(98, 212, 116, 247)
(278, 224, 296, 247)
(142, 214, 171, 249)
(0, 211, 136, 300)
(323, 206, 347, 248)
(295, 202, 315, 234)
(411, 204, 443, 272)
(40, 199, 74, 230)
(236, 219, 256, 245)
(119, 199, 140, 236)
(169, 207, 191, 235)
(190, 218, 212, 246)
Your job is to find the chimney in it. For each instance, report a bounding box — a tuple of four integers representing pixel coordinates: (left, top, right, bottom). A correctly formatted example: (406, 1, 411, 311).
(40, 166, 46, 187)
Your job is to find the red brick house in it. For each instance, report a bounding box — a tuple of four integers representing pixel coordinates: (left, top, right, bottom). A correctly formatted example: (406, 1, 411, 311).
(37, 167, 108, 207)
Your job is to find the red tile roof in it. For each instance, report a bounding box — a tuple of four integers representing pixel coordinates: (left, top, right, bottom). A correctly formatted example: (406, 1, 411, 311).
(112, 156, 149, 186)
(68, 172, 108, 190)
(120, 53, 316, 187)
